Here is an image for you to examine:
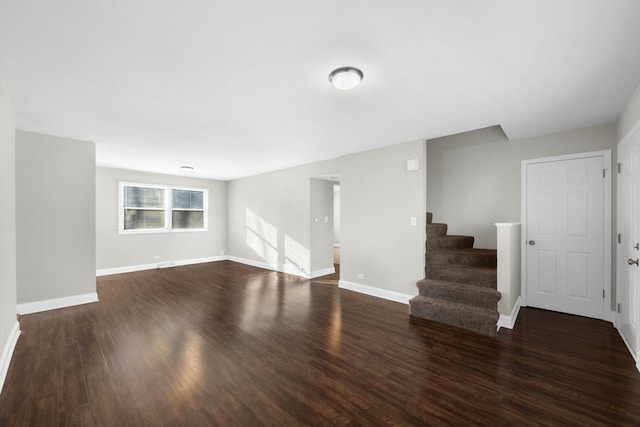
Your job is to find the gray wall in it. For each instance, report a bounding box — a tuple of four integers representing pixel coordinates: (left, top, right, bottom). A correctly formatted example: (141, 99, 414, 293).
(427, 124, 616, 249)
(227, 139, 426, 295)
(310, 178, 334, 272)
(618, 82, 640, 141)
(96, 167, 227, 270)
(16, 131, 96, 304)
(0, 73, 17, 360)
(227, 159, 338, 276)
(339, 140, 426, 296)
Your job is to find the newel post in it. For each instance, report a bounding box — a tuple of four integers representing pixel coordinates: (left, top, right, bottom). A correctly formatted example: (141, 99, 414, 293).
(496, 223, 521, 329)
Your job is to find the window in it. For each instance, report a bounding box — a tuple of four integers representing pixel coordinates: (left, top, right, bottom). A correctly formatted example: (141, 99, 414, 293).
(119, 182, 208, 233)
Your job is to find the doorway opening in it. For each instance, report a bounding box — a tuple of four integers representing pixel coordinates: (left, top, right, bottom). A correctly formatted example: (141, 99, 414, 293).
(310, 174, 340, 282)
(333, 183, 341, 278)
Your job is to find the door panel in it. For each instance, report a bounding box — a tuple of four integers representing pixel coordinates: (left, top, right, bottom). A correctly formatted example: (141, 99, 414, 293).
(526, 155, 604, 319)
(619, 134, 640, 355)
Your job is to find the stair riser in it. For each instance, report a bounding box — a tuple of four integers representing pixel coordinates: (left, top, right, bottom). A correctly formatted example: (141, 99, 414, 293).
(427, 236, 474, 252)
(426, 267, 497, 287)
(428, 252, 496, 268)
(417, 282, 500, 310)
(409, 298, 498, 337)
(426, 223, 447, 238)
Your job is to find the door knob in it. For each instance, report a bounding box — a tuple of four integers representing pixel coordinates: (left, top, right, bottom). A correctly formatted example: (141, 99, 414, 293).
(628, 258, 639, 266)
(528, 240, 535, 245)
(635, 243, 639, 250)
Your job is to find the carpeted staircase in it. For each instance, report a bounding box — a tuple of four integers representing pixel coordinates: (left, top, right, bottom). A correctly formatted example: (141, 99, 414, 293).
(409, 212, 501, 336)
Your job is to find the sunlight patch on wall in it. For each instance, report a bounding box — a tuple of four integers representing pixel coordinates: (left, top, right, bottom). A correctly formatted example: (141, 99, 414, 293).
(285, 234, 310, 274)
(246, 208, 278, 267)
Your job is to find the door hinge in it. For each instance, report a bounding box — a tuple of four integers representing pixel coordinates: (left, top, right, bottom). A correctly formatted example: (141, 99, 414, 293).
(603, 289, 605, 299)
(618, 162, 622, 173)
(618, 233, 622, 244)
(618, 303, 621, 314)
(603, 169, 606, 178)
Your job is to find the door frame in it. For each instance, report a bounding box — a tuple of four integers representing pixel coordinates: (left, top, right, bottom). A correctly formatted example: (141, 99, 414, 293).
(521, 150, 612, 321)
(615, 128, 640, 368)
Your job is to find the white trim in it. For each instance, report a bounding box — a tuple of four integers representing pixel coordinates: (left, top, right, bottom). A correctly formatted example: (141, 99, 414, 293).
(174, 256, 223, 267)
(611, 309, 620, 329)
(227, 255, 277, 272)
(521, 150, 612, 321)
(97, 262, 159, 276)
(96, 256, 224, 276)
(338, 280, 412, 305)
(17, 292, 98, 315)
(495, 222, 520, 227)
(615, 319, 639, 372)
(498, 296, 522, 330)
(310, 267, 336, 278)
(227, 256, 314, 279)
(282, 263, 311, 278)
(0, 321, 20, 395)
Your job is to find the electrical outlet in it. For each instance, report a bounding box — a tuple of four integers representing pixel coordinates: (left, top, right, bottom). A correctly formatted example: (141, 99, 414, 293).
(220, 250, 225, 256)
(153, 255, 160, 260)
(357, 273, 365, 280)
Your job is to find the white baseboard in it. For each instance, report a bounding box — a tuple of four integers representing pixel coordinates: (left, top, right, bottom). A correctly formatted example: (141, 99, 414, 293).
(0, 321, 20, 395)
(310, 267, 336, 279)
(611, 310, 620, 329)
(338, 280, 412, 305)
(614, 315, 640, 373)
(498, 296, 522, 330)
(17, 292, 99, 315)
(97, 255, 334, 281)
(96, 256, 225, 276)
(227, 256, 322, 279)
(226, 255, 277, 272)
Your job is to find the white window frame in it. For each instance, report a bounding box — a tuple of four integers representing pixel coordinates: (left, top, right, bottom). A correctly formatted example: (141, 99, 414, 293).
(118, 182, 209, 234)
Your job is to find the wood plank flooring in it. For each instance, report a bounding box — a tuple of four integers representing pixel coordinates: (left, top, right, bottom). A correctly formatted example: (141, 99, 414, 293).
(1, 260, 640, 426)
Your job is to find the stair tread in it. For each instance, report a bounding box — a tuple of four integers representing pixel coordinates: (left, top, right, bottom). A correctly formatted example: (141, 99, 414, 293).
(410, 295, 498, 315)
(428, 235, 475, 240)
(428, 249, 497, 268)
(417, 278, 499, 294)
(429, 248, 496, 255)
(426, 265, 497, 287)
(428, 265, 497, 274)
(409, 295, 499, 336)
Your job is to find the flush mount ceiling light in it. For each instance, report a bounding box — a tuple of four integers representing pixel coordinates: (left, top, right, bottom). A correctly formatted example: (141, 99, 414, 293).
(179, 165, 194, 172)
(328, 66, 363, 90)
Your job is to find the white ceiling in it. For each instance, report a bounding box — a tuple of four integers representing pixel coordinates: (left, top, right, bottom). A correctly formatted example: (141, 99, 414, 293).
(1, 0, 640, 180)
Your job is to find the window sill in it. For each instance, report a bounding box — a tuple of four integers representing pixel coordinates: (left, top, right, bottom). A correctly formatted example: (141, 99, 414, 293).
(118, 228, 209, 235)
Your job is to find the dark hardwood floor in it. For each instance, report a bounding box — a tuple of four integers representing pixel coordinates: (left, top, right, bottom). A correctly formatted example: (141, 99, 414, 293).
(1, 261, 640, 426)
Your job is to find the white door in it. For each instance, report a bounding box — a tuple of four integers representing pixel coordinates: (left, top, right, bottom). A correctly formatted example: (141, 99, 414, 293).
(525, 154, 606, 319)
(618, 132, 640, 355)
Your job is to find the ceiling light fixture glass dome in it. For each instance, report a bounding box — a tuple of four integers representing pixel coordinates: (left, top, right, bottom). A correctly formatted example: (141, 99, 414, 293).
(328, 66, 363, 90)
